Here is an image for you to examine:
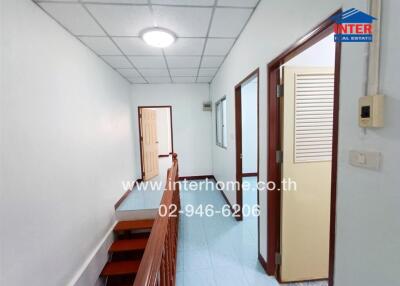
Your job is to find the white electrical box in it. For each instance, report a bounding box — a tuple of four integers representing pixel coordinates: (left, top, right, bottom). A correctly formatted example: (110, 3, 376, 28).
(359, 95, 384, 128)
(203, 101, 212, 111)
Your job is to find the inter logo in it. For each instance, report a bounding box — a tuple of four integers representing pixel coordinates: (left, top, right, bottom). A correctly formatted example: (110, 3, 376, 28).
(332, 8, 377, 42)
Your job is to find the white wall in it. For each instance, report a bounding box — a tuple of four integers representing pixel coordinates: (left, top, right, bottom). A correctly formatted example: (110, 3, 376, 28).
(153, 108, 172, 156)
(241, 77, 258, 174)
(210, 0, 400, 285)
(285, 33, 336, 67)
(0, 1, 136, 285)
(131, 84, 212, 178)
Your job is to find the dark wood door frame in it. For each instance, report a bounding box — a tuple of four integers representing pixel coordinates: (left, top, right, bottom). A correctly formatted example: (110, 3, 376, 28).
(138, 105, 174, 181)
(234, 68, 260, 225)
(266, 10, 342, 286)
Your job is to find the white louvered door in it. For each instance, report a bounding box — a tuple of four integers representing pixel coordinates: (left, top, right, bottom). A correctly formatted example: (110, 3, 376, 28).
(280, 67, 334, 282)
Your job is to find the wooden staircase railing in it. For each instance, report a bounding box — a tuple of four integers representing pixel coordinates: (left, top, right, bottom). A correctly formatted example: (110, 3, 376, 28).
(133, 153, 180, 286)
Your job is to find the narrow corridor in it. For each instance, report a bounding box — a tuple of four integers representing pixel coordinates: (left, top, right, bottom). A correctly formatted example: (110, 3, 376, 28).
(176, 179, 328, 286)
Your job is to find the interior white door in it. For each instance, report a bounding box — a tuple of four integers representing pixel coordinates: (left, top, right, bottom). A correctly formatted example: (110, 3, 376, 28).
(280, 67, 334, 282)
(140, 109, 159, 181)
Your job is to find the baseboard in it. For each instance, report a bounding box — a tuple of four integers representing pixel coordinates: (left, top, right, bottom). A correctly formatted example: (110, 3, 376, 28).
(158, 154, 170, 158)
(114, 179, 141, 209)
(242, 172, 258, 177)
(179, 175, 214, 181)
(212, 176, 241, 221)
(114, 189, 131, 210)
(67, 221, 116, 286)
(258, 253, 268, 274)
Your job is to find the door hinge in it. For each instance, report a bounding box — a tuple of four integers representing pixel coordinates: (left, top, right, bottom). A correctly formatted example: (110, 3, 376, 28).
(276, 84, 284, 98)
(140, 136, 143, 141)
(275, 252, 282, 265)
(276, 150, 283, 163)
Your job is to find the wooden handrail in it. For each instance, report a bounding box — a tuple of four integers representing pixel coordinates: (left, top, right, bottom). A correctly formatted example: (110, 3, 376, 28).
(133, 153, 180, 286)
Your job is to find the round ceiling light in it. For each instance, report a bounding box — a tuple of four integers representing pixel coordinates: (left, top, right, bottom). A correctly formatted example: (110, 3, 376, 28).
(141, 28, 176, 48)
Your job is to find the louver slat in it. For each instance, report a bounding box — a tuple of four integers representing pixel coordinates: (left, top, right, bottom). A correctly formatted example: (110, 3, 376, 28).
(295, 73, 334, 163)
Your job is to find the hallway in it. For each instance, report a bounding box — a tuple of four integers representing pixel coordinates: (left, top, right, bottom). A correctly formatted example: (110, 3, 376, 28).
(176, 179, 274, 286)
(176, 179, 328, 286)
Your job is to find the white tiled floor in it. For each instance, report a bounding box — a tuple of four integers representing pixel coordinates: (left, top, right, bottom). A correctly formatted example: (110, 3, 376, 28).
(176, 179, 328, 286)
(117, 156, 172, 211)
(176, 179, 279, 286)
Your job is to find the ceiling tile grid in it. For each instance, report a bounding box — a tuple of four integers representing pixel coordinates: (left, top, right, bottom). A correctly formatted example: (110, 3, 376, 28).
(34, 0, 260, 84)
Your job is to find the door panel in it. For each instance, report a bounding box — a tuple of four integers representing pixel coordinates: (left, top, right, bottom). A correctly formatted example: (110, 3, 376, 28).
(280, 67, 334, 282)
(140, 109, 159, 181)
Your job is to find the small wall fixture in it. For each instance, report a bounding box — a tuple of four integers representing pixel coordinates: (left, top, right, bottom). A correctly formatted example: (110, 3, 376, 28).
(141, 28, 176, 48)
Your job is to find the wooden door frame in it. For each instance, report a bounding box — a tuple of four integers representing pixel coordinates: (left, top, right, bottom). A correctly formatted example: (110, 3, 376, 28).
(266, 10, 342, 286)
(138, 105, 174, 181)
(234, 68, 260, 224)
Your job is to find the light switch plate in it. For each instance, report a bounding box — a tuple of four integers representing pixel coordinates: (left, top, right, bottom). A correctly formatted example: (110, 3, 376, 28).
(359, 95, 384, 128)
(349, 150, 382, 170)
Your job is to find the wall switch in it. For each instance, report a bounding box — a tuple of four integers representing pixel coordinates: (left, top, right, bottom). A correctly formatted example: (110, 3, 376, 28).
(349, 150, 382, 170)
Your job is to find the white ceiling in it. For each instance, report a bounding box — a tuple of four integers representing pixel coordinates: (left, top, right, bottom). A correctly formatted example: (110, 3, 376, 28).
(34, 0, 260, 84)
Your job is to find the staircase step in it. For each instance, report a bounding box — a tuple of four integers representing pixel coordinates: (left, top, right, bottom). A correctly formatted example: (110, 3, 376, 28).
(109, 238, 148, 253)
(114, 220, 154, 232)
(100, 260, 141, 277)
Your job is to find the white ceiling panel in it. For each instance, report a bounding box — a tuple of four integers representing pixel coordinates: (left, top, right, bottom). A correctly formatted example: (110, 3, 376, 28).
(129, 56, 166, 69)
(198, 68, 218, 76)
(34, 0, 259, 84)
(197, 76, 214, 83)
(152, 0, 215, 6)
(129, 77, 148, 84)
(166, 56, 201, 68)
(173, 77, 197, 83)
(152, 6, 212, 37)
(86, 4, 153, 36)
(35, 0, 78, 2)
(83, 0, 147, 3)
(217, 0, 259, 8)
(201, 56, 225, 68)
(204, 38, 235, 55)
(117, 68, 141, 77)
(79, 36, 122, 55)
(39, 3, 105, 36)
(102, 56, 132, 68)
(170, 69, 198, 77)
(164, 38, 205, 56)
(114, 37, 163, 55)
(146, 77, 172, 84)
(209, 8, 252, 37)
(140, 69, 170, 77)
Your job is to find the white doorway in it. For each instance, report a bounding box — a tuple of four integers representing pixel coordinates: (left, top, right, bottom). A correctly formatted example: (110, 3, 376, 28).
(138, 106, 173, 182)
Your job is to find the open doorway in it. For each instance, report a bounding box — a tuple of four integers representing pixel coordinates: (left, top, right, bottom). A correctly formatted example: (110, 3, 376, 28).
(267, 11, 341, 286)
(235, 69, 259, 254)
(138, 106, 174, 182)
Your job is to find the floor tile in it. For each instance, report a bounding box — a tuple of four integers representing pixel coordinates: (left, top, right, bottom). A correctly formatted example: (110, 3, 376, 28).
(213, 265, 249, 286)
(176, 179, 325, 286)
(183, 269, 217, 286)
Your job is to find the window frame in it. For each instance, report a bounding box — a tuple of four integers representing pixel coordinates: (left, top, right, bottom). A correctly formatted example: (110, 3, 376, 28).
(215, 96, 227, 149)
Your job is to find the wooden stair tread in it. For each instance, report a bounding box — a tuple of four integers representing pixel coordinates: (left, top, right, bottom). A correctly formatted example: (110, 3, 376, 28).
(109, 238, 148, 252)
(114, 220, 154, 232)
(101, 260, 141, 276)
